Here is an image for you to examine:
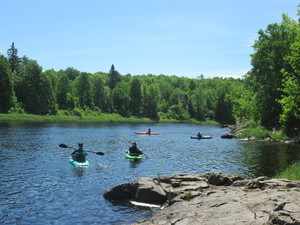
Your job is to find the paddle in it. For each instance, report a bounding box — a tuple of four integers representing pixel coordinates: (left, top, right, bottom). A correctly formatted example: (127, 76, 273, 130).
(121, 136, 149, 159)
(59, 144, 105, 155)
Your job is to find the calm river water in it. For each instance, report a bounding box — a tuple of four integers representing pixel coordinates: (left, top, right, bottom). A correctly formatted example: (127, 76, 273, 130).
(1, 122, 300, 224)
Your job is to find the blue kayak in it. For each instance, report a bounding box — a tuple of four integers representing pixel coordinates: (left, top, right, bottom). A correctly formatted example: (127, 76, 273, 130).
(69, 158, 90, 167)
(190, 136, 212, 139)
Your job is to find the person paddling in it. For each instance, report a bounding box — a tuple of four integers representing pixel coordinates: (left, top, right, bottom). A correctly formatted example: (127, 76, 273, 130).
(197, 132, 202, 138)
(71, 142, 88, 162)
(126, 142, 143, 156)
(146, 129, 151, 134)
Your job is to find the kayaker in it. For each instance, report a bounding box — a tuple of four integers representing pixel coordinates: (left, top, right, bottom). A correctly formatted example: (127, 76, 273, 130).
(71, 142, 88, 162)
(146, 129, 151, 134)
(197, 132, 202, 137)
(127, 142, 143, 155)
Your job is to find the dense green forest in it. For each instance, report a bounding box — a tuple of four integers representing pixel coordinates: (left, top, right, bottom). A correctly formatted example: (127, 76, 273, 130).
(0, 11, 299, 136)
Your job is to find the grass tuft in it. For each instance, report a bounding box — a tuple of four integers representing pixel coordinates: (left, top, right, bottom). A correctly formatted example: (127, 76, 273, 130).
(237, 127, 290, 140)
(275, 161, 300, 181)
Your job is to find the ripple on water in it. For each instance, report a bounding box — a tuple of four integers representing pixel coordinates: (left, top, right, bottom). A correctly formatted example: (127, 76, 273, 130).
(1, 122, 300, 224)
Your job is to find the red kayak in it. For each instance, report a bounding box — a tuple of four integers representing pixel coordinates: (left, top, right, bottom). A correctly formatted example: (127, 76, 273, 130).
(135, 132, 159, 135)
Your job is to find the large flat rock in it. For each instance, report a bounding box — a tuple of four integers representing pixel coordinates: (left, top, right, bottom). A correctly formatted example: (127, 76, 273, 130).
(103, 172, 300, 224)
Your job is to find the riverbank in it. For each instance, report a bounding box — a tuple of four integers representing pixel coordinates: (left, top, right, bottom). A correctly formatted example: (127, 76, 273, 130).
(0, 112, 216, 124)
(103, 172, 300, 224)
(221, 120, 300, 144)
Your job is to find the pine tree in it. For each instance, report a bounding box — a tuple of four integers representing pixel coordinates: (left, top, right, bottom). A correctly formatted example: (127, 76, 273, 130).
(108, 64, 121, 89)
(7, 42, 20, 73)
(0, 55, 15, 112)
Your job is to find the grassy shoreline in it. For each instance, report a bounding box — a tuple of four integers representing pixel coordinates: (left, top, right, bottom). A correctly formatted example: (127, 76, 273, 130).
(237, 128, 290, 140)
(235, 120, 299, 142)
(0, 113, 217, 124)
(275, 161, 300, 180)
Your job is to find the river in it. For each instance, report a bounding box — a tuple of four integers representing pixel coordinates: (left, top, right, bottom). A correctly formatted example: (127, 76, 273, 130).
(1, 121, 300, 224)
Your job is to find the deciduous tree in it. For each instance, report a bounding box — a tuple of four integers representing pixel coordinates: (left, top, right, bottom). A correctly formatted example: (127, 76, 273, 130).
(74, 72, 94, 108)
(111, 82, 130, 117)
(279, 33, 300, 135)
(129, 77, 142, 117)
(249, 14, 298, 129)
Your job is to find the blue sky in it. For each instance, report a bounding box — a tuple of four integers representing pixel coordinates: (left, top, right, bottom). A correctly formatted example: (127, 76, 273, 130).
(1, 0, 299, 78)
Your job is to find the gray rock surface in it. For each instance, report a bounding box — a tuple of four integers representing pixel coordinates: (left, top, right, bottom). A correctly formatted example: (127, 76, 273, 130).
(103, 172, 300, 225)
(221, 120, 247, 139)
(103, 177, 167, 204)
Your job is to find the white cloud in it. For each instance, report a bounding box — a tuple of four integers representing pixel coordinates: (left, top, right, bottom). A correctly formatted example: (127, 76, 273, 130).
(203, 69, 249, 79)
(169, 69, 250, 79)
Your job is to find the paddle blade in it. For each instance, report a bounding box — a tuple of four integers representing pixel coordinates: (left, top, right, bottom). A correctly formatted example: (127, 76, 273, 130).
(122, 136, 128, 142)
(59, 144, 68, 148)
(96, 152, 105, 155)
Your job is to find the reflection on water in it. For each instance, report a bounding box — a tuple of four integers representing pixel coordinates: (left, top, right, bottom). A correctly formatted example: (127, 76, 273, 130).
(128, 160, 143, 168)
(0, 121, 300, 224)
(237, 141, 299, 177)
(71, 166, 88, 177)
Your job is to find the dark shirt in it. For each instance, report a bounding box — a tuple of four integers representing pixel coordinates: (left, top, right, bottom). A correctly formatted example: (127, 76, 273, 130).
(71, 149, 87, 162)
(128, 146, 142, 155)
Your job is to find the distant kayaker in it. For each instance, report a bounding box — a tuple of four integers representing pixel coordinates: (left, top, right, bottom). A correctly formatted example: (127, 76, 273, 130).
(71, 142, 88, 162)
(197, 132, 202, 137)
(127, 142, 143, 155)
(146, 129, 151, 134)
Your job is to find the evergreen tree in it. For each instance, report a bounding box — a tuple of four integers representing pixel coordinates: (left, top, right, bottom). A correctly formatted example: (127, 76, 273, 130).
(7, 42, 20, 73)
(108, 64, 121, 89)
(0, 55, 15, 112)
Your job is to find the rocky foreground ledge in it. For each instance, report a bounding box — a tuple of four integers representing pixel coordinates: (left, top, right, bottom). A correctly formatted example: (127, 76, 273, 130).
(103, 172, 300, 225)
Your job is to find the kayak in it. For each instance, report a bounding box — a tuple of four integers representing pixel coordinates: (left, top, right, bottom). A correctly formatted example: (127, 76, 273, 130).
(69, 158, 90, 167)
(135, 132, 159, 135)
(190, 136, 212, 139)
(125, 153, 142, 160)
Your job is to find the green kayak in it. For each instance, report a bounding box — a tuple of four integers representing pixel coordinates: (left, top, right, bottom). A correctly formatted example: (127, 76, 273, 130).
(69, 158, 90, 167)
(125, 153, 142, 160)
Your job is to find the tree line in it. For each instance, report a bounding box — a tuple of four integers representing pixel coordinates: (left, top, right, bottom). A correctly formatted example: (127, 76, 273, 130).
(227, 12, 300, 136)
(0, 45, 238, 123)
(0, 10, 299, 136)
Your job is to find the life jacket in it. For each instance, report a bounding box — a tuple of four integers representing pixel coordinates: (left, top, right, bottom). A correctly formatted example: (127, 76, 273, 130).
(74, 152, 86, 162)
(129, 146, 142, 155)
